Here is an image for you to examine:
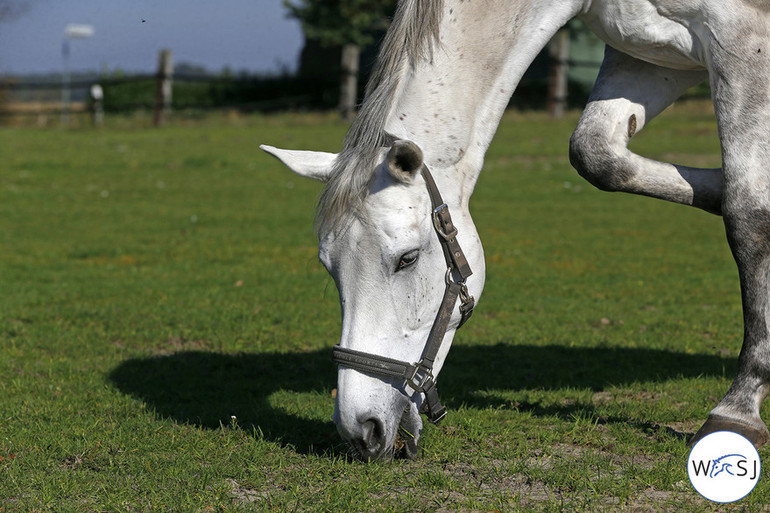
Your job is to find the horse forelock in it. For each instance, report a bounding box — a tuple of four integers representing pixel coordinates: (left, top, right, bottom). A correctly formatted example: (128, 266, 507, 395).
(315, 0, 444, 236)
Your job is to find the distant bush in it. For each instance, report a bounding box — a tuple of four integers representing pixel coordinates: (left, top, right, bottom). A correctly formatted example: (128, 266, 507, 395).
(100, 74, 339, 113)
(101, 77, 154, 112)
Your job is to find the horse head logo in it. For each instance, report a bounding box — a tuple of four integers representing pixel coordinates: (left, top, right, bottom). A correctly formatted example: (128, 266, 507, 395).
(710, 454, 747, 478)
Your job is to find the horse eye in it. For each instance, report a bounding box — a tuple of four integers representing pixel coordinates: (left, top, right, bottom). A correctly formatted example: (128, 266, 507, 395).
(397, 250, 419, 271)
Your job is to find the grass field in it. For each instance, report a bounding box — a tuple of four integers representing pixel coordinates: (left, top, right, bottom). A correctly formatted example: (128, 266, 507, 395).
(1, 104, 765, 511)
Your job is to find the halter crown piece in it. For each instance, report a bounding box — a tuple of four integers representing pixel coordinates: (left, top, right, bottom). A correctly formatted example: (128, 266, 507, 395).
(331, 165, 475, 424)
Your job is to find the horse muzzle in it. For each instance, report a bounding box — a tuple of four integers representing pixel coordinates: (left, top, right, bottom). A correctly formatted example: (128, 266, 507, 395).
(333, 375, 423, 461)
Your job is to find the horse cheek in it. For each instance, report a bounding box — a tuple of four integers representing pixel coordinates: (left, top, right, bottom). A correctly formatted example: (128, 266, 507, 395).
(403, 271, 432, 332)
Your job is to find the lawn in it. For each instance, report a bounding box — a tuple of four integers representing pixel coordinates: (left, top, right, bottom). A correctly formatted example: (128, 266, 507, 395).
(0, 105, 764, 511)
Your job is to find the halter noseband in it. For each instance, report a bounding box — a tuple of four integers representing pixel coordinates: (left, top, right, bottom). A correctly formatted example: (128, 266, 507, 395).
(331, 165, 475, 424)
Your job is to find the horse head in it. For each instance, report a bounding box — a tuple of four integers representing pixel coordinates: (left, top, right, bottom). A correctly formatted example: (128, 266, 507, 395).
(262, 140, 485, 460)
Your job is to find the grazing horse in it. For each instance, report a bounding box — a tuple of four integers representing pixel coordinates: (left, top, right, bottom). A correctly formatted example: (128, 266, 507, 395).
(262, 0, 770, 460)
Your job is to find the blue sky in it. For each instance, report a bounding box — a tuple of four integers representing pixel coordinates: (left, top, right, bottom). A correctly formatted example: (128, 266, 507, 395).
(0, 1, 305, 75)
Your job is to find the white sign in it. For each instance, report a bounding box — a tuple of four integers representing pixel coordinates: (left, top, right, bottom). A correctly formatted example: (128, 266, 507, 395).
(64, 24, 94, 39)
(688, 431, 761, 503)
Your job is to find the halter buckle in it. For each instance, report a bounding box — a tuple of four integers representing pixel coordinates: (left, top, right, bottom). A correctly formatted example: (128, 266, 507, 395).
(432, 204, 458, 241)
(407, 361, 434, 391)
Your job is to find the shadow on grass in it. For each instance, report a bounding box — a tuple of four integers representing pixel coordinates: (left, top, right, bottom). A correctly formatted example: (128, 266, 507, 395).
(442, 344, 737, 439)
(109, 344, 736, 454)
(109, 349, 344, 456)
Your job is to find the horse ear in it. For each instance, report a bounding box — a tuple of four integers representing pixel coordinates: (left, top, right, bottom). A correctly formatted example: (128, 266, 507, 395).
(260, 145, 337, 182)
(387, 140, 423, 184)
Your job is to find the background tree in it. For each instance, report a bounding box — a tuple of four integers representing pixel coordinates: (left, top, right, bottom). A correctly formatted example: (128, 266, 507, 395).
(0, 0, 32, 114)
(0, 0, 30, 22)
(284, 0, 397, 120)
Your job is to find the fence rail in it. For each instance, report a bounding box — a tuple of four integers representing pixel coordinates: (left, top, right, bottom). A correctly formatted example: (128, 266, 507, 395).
(0, 56, 710, 124)
(0, 73, 339, 120)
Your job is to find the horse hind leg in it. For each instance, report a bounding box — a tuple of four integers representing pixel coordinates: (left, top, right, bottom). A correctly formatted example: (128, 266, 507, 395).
(569, 47, 722, 214)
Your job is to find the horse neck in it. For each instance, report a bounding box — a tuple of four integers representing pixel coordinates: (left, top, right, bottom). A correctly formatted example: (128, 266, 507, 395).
(383, 0, 584, 205)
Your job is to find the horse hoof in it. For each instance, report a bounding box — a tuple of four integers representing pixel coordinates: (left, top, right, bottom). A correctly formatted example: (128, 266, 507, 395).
(688, 415, 770, 450)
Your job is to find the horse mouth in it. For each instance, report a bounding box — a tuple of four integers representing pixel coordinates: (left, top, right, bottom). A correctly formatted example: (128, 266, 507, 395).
(346, 402, 423, 462)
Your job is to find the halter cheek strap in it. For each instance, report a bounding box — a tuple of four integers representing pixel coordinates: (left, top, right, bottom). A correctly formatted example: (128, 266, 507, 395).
(331, 165, 475, 424)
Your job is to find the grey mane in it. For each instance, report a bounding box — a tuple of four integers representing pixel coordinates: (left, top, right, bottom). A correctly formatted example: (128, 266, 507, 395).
(315, 0, 444, 235)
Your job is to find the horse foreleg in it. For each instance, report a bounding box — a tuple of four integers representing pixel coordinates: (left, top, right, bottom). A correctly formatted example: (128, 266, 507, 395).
(689, 56, 770, 449)
(689, 200, 770, 448)
(569, 47, 722, 214)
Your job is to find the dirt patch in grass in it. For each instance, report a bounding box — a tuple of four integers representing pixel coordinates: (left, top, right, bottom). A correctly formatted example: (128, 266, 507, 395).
(225, 478, 268, 504)
(150, 336, 214, 356)
(434, 443, 708, 511)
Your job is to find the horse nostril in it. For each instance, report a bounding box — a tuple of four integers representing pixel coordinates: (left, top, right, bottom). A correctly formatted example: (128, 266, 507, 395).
(360, 417, 386, 455)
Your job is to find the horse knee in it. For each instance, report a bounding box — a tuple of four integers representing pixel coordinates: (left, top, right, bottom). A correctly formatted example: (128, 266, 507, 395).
(569, 133, 623, 191)
(569, 113, 638, 192)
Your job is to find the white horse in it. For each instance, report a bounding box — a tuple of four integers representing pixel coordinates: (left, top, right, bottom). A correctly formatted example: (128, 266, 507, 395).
(262, 0, 770, 460)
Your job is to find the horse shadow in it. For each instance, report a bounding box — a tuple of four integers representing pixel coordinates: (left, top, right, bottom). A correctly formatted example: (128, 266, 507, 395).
(109, 349, 345, 456)
(109, 343, 736, 455)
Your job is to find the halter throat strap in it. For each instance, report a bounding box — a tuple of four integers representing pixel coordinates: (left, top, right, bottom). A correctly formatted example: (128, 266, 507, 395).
(331, 165, 475, 424)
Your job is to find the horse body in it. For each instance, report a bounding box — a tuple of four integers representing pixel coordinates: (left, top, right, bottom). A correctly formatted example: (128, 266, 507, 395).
(582, 0, 708, 70)
(263, 0, 770, 459)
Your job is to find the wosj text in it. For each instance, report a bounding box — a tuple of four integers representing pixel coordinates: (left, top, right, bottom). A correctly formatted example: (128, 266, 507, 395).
(691, 454, 759, 481)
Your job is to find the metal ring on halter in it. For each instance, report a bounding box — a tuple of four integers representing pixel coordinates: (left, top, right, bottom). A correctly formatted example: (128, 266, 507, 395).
(444, 267, 467, 286)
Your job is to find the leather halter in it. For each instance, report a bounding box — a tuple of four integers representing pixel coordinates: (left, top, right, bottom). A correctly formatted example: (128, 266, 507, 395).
(331, 165, 475, 424)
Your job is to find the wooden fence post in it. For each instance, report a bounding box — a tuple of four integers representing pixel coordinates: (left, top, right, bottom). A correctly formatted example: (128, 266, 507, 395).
(154, 49, 173, 126)
(339, 44, 360, 121)
(548, 29, 569, 119)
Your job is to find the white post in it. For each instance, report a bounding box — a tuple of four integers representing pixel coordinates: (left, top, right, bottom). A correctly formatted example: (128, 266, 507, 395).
(90, 84, 104, 127)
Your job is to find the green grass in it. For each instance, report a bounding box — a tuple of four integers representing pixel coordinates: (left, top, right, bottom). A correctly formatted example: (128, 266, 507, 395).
(0, 104, 764, 511)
